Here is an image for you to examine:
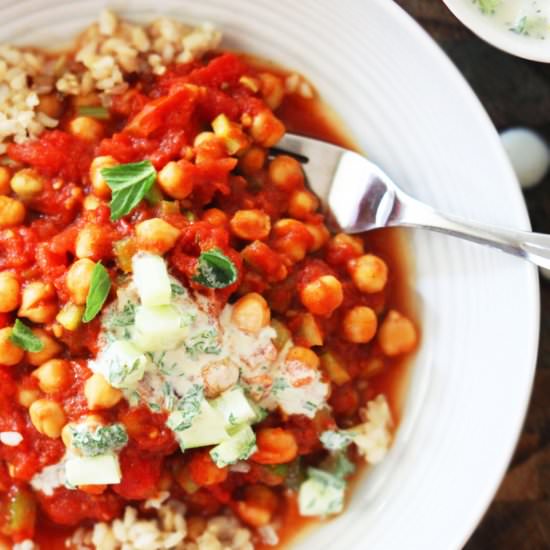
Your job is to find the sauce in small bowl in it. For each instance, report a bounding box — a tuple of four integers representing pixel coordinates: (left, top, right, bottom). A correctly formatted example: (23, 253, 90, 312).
(443, 0, 550, 61)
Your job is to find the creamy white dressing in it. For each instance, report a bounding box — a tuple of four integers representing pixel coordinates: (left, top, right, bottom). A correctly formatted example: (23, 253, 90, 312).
(91, 277, 329, 419)
(471, 0, 550, 39)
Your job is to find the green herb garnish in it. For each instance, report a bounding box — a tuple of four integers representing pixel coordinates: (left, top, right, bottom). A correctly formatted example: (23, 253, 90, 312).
(193, 248, 237, 289)
(320, 430, 353, 452)
(101, 160, 157, 221)
(173, 384, 204, 431)
(475, 0, 500, 14)
(83, 262, 111, 323)
(77, 105, 109, 119)
(70, 423, 128, 457)
(9, 319, 44, 352)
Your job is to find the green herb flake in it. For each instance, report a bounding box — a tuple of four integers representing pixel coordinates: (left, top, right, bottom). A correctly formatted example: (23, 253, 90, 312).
(83, 262, 111, 323)
(185, 329, 221, 358)
(77, 105, 109, 119)
(170, 283, 186, 297)
(70, 423, 128, 457)
(193, 248, 237, 289)
(320, 430, 353, 452)
(101, 160, 157, 221)
(475, 0, 500, 14)
(173, 384, 204, 431)
(9, 319, 44, 352)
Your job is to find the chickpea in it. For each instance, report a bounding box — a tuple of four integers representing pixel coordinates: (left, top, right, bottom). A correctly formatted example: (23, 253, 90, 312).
(17, 387, 41, 408)
(89, 156, 118, 199)
(232, 293, 271, 333)
(286, 346, 320, 370)
(268, 155, 304, 192)
(29, 398, 66, 438)
(38, 93, 64, 119)
(327, 233, 364, 264)
(252, 428, 298, 464)
(300, 275, 343, 317)
(378, 310, 418, 356)
(271, 219, 313, 263)
(305, 223, 330, 252)
(135, 218, 181, 255)
(26, 329, 62, 366)
(10, 168, 44, 200)
(18, 281, 57, 323)
(250, 110, 285, 148)
(236, 484, 279, 527)
(287, 190, 319, 220)
(342, 306, 378, 344)
(230, 209, 271, 241)
(211, 114, 250, 156)
(189, 451, 229, 486)
(75, 224, 109, 260)
(202, 208, 228, 227)
(56, 302, 84, 331)
(68, 116, 104, 142)
(158, 161, 193, 199)
(348, 254, 388, 294)
(0, 167, 11, 195)
(0, 196, 25, 228)
(0, 327, 25, 366)
(239, 146, 266, 176)
(84, 373, 123, 410)
(259, 73, 285, 110)
(0, 271, 20, 312)
(32, 359, 71, 394)
(66, 258, 95, 305)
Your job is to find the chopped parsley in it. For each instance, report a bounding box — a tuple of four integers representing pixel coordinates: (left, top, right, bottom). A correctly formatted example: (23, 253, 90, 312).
(70, 423, 128, 457)
(170, 283, 186, 297)
(185, 329, 221, 359)
(320, 430, 353, 452)
(172, 384, 204, 431)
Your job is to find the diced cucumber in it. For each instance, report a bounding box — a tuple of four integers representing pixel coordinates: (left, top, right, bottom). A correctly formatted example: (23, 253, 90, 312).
(210, 425, 257, 467)
(65, 453, 122, 486)
(100, 340, 148, 388)
(211, 387, 258, 429)
(133, 304, 188, 351)
(319, 430, 353, 452)
(167, 400, 228, 450)
(132, 252, 172, 306)
(298, 468, 346, 517)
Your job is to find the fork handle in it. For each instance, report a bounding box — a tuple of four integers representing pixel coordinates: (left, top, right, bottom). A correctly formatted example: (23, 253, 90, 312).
(394, 195, 550, 270)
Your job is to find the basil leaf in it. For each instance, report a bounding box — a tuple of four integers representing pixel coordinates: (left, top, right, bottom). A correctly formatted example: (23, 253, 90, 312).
(77, 105, 109, 119)
(101, 160, 157, 221)
(9, 319, 44, 352)
(83, 262, 111, 323)
(193, 248, 237, 289)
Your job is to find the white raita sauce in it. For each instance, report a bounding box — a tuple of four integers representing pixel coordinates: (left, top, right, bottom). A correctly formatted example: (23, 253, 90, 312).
(90, 279, 328, 419)
(471, 0, 550, 39)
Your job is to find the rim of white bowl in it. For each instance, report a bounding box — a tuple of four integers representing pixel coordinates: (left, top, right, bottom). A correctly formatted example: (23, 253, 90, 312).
(388, 2, 540, 547)
(442, 0, 550, 62)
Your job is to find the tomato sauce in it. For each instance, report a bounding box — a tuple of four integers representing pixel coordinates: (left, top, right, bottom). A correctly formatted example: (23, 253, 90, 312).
(0, 44, 417, 549)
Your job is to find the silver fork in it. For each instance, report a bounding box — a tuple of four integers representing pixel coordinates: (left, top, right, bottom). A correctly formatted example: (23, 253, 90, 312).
(274, 133, 550, 270)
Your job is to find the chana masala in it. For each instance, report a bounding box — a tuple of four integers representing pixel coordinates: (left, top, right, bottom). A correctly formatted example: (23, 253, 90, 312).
(0, 10, 418, 550)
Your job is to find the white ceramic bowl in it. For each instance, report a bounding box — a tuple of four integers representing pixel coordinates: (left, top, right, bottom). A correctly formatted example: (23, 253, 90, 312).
(0, 0, 539, 548)
(443, 0, 550, 62)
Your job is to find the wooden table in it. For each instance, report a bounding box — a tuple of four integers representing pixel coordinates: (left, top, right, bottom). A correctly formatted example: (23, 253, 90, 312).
(394, 2, 550, 548)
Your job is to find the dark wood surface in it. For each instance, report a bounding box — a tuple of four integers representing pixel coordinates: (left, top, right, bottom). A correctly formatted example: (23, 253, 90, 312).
(393, 1, 550, 548)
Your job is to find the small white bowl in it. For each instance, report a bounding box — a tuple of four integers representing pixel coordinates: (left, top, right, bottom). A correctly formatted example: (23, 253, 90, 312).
(443, 0, 550, 62)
